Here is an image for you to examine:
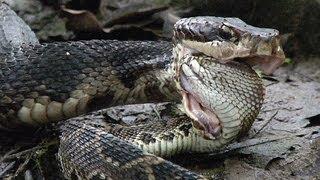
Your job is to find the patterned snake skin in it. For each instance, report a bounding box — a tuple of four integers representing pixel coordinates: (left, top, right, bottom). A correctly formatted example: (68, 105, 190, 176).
(0, 4, 285, 179)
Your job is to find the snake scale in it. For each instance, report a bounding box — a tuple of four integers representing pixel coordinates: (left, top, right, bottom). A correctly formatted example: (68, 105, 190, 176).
(0, 3, 285, 179)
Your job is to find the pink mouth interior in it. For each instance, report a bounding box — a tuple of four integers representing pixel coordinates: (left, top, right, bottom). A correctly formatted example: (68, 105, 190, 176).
(243, 55, 285, 75)
(180, 74, 221, 140)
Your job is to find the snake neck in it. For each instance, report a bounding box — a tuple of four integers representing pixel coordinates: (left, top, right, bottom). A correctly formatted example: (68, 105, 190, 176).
(0, 40, 181, 128)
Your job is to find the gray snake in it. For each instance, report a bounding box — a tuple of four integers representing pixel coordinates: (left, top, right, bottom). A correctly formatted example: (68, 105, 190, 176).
(0, 3, 285, 179)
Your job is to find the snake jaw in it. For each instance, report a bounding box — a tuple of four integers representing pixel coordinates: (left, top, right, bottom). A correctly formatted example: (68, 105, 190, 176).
(180, 68, 222, 140)
(181, 91, 221, 140)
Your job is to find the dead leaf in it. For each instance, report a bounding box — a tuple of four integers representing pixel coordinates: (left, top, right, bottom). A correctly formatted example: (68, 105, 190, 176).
(104, 3, 168, 27)
(61, 5, 103, 33)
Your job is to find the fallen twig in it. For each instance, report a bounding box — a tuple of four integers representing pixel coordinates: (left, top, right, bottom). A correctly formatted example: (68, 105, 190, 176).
(0, 149, 20, 163)
(0, 140, 58, 179)
(0, 161, 15, 178)
(251, 111, 279, 138)
(11, 154, 32, 179)
(0, 140, 58, 163)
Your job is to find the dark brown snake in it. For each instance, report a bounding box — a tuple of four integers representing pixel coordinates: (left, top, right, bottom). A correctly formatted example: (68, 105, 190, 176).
(0, 3, 285, 180)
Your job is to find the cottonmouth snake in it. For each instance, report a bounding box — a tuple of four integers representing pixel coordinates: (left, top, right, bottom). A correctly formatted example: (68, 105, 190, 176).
(0, 4, 285, 179)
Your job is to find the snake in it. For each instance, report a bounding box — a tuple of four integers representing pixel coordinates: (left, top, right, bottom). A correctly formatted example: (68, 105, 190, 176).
(0, 3, 285, 179)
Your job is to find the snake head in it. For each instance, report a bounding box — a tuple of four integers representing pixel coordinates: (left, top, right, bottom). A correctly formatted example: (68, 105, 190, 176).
(173, 16, 285, 75)
(172, 17, 284, 142)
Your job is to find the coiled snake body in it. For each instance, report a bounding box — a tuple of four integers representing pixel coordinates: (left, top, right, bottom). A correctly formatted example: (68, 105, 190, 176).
(0, 4, 285, 179)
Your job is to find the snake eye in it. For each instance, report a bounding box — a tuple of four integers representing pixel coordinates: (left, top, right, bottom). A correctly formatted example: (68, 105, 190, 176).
(218, 29, 233, 41)
(219, 25, 237, 41)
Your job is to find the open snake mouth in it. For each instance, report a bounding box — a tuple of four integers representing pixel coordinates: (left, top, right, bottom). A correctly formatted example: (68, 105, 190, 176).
(179, 62, 222, 140)
(181, 89, 221, 140)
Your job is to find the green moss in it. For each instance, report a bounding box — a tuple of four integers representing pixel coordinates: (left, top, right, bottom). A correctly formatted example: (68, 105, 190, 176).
(284, 58, 293, 64)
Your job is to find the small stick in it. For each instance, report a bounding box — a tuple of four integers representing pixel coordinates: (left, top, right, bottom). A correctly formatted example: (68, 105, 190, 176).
(251, 110, 279, 138)
(0, 161, 15, 178)
(0, 148, 19, 162)
(12, 154, 32, 179)
(0, 140, 58, 162)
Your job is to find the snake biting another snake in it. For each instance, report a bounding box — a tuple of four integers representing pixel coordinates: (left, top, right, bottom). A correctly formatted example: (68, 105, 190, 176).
(0, 4, 285, 179)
